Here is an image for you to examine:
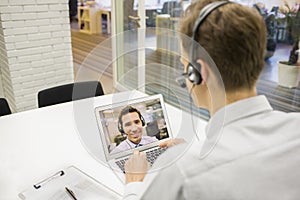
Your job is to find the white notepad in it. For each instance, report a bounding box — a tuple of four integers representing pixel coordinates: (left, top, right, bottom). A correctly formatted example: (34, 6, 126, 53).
(18, 166, 121, 200)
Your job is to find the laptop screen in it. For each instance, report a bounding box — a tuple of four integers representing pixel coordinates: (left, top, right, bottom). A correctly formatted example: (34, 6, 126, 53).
(95, 94, 171, 159)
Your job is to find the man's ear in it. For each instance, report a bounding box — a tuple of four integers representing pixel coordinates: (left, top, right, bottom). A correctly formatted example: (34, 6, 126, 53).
(196, 59, 208, 84)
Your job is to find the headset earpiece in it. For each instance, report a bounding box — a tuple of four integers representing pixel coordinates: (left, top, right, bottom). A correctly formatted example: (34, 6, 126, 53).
(187, 62, 202, 85)
(118, 120, 124, 134)
(140, 115, 146, 126)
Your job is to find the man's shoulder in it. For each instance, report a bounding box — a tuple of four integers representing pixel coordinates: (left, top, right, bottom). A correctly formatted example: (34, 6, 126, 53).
(117, 140, 129, 148)
(260, 110, 300, 126)
(111, 140, 129, 154)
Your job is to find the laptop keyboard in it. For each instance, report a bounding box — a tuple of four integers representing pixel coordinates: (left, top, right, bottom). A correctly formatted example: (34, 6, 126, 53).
(115, 147, 167, 173)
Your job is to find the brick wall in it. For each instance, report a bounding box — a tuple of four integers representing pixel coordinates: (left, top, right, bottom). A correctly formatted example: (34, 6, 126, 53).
(0, 0, 74, 112)
(0, 12, 16, 111)
(0, 14, 5, 97)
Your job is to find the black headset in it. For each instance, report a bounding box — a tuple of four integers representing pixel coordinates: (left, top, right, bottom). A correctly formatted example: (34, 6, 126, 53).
(118, 106, 146, 134)
(186, 1, 232, 85)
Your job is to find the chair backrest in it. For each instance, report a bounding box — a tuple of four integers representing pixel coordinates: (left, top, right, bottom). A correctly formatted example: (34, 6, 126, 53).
(38, 81, 104, 108)
(0, 98, 12, 117)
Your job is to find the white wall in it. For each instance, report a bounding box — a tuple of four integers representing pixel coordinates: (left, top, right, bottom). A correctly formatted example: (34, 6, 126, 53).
(95, 0, 111, 7)
(0, 14, 3, 98)
(0, 12, 15, 110)
(0, 70, 3, 97)
(0, 0, 74, 112)
(0, 14, 4, 98)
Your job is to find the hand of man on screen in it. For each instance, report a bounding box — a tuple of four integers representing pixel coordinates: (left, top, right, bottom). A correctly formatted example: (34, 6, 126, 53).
(158, 138, 186, 148)
(125, 151, 150, 184)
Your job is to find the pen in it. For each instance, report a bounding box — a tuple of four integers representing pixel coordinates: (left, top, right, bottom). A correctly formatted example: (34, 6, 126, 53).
(65, 187, 78, 200)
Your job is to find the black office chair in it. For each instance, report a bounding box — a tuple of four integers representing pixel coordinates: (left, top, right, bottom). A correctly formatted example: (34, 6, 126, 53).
(0, 98, 12, 117)
(38, 81, 104, 108)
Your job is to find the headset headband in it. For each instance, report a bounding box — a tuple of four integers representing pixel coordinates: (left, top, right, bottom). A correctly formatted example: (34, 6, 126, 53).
(186, 1, 233, 85)
(190, 1, 232, 58)
(191, 1, 231, 41)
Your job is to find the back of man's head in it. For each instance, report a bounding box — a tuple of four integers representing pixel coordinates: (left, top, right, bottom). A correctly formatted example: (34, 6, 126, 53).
(179, 0, 267, 92)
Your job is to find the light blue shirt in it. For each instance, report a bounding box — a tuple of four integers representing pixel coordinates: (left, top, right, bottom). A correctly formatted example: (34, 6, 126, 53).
(124, 95, 300, 199)
(111, 136, 158, 154)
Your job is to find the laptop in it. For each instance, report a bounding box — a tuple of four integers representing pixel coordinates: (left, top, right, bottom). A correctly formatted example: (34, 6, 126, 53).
(94, 94, 173, 175)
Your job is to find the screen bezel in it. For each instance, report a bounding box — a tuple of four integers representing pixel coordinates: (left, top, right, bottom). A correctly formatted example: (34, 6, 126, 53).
(94, 94, 173, 160)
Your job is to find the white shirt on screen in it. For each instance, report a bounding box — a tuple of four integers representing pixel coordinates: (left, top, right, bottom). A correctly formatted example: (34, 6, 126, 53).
(123, 95, 300, 199)
(111, 136, 158, 154)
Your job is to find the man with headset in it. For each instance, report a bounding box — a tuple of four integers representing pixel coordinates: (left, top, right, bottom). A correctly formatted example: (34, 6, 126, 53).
(123, 0, 300, 199)
(110, 106, 158, 154)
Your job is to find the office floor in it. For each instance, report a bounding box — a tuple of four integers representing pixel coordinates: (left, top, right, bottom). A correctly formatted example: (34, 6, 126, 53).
(260, 43, 292, 82)
(71, 19, 291, 84)
(71, 28, 114, 94)
(70, 22, 299, 113)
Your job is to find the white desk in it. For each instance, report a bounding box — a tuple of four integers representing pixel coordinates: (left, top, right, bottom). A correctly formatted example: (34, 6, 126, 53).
(0, 91, 207, 199)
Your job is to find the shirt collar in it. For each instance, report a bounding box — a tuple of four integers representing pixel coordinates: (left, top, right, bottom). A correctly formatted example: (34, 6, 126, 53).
(205, 95, 273, 139)
(126, 137, 145, 147)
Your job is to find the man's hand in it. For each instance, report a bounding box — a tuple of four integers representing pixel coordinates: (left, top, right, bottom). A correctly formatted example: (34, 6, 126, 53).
(125, 151, 150, 184)
(158, 138, 186, 148)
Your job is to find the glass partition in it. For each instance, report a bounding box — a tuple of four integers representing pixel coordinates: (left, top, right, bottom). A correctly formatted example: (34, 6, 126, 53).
(111, 0, 210, 119)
